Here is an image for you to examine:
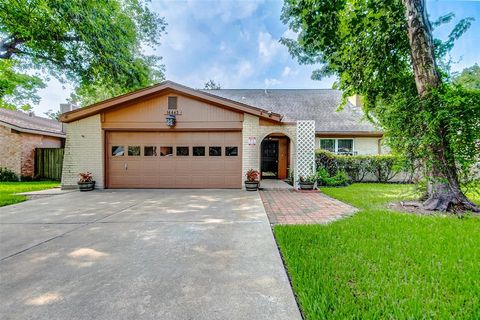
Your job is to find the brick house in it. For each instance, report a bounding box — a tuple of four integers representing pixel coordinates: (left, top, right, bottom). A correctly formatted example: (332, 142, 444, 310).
(0, 109, 66, 178)
(59, 81, 384, 189)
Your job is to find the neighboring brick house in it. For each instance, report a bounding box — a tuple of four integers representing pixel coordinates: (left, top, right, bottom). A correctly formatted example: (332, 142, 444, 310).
(0, 109, 66, 178)
(59, 81, 384, 189)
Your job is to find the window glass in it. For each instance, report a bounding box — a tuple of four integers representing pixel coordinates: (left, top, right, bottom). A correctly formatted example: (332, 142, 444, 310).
(225, 146, 238, 156)
(176, 146, 189, 156)
(159, 146, 173, 156)
(337, 139, 354, 154)
(144, 146, 157, 156)
(128, 146, 141, 156)
(112, 146, 124, 156)
(193, 146, 205, 156)
(320, 139, 335, 152)
(209, 146, 222, 156)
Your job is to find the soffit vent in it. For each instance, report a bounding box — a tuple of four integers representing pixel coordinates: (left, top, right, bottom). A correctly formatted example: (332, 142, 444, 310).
(168, 96, 178, 110)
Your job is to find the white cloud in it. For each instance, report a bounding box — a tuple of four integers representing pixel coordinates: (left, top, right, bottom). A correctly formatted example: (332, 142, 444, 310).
(282, 28, 298, 40)
(36, 78, 73, 115)
(180, 0, 262, 23)
(239, 29, 251, 41)
(218, 1, 261, 23)
(237, 60, 254, 78)
(258, 31, 283, 64)
(282, 66, 299, 77)
(264, 78, 281, 87)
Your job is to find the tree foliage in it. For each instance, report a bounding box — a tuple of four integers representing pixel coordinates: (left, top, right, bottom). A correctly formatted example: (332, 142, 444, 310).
(453, 64, 480, 90)
(0, 60, 44, 111)
(282, 0, 479, 211)
(204, 79, 222, 90)
(0, 0, 166, 109)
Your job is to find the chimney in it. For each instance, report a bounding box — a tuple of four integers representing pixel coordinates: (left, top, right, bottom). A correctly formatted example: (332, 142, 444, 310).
(28, 111, 35, 117)
(347, 95, 362, 108)
(60, 103, 79, 114)
(60, 103, 78, 133)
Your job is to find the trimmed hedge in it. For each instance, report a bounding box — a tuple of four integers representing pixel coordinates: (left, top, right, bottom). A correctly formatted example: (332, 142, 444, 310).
(315, 150, 406, 183)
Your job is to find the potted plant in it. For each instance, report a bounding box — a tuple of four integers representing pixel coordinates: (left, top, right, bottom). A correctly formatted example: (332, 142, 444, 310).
(78, 172, 95, 191)
(299, 174, 316, 190)
(245, 169, 260, 191)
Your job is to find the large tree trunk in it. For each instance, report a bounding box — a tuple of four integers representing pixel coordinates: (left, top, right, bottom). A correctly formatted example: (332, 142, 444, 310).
(403, 0, 479, 212)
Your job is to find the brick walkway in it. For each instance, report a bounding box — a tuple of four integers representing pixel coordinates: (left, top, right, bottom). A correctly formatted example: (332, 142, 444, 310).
(260, 190, 357, 225)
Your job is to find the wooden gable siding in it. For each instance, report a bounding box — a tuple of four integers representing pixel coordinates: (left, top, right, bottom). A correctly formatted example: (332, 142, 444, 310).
(102, 93, 243, 131)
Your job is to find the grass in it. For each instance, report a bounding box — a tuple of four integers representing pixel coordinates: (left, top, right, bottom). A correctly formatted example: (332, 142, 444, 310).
(0, 181, 60, 207)
(275, 183, 480, 319)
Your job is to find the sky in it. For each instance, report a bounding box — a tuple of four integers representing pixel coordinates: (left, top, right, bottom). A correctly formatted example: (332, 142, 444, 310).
(34, 0, 480, 115)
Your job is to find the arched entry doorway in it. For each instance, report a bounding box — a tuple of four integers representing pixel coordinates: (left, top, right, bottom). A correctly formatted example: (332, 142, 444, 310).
(260, 133, 291, 179)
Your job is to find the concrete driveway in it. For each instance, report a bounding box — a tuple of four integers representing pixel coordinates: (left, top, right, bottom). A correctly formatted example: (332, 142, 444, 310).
(0, 190, 301, 320)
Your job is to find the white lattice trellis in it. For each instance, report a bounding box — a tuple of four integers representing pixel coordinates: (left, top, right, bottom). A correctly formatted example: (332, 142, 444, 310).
(294, 120, 316, 188)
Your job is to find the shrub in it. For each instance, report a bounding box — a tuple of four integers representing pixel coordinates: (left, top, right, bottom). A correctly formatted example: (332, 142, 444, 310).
(315, 150, 406, 183)
(369, 154, 402, 182)
(317, 167, 352, 187)
(0, 167, 19, 182)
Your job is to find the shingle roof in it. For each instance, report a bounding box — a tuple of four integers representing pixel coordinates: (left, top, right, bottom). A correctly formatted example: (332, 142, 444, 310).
(203, 89, 381, 133)
(0, 108, 65, 137)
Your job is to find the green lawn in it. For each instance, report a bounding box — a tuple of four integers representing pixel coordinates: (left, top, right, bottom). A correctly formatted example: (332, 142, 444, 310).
(0, 181, 60, 207)
(275, 183, 480, 319)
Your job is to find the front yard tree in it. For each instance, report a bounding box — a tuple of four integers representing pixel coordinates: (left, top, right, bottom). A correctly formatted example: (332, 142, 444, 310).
(281, 0, 479, 212)
(0, 0, 166, 109)
(454, 64, 480, 90)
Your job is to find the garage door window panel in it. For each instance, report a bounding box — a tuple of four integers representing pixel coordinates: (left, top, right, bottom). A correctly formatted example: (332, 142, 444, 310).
(144, 146, 157, 156)
(209, 146, 222, 156)
(225, 146, 238, 156)
(112, 146, 125, 156)
(128, 146, 141, 156)
(177, 146, 189, 156)
(160, 146, 173, 156)
(193, 146, 205, 156)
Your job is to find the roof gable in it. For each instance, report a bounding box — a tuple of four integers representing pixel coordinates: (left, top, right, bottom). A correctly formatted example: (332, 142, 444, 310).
(60, 81, 283, 123)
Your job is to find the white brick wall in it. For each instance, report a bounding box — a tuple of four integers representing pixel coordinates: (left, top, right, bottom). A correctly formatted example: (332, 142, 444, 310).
(61, 115, 104, 189)
(242, 113, 297, 181)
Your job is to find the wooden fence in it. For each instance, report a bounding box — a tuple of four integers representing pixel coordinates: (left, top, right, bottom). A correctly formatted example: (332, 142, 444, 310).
(35, 148, 64, 180)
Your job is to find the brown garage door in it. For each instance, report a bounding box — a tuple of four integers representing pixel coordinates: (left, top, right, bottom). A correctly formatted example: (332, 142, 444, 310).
(106, 131, 242, 188)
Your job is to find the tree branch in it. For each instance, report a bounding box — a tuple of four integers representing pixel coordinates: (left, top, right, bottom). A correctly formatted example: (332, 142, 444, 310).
(0, 35, 80, 59)
(12, 49, 65, 67)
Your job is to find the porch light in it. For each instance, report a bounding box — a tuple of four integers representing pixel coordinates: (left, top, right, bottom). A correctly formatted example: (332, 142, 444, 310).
(166, 114, 176, 127)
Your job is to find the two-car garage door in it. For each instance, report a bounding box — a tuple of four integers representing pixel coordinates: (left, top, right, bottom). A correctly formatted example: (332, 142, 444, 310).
(106, 131, 242, 188)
